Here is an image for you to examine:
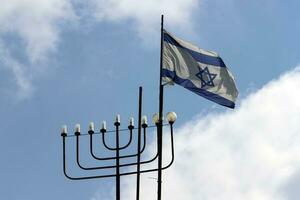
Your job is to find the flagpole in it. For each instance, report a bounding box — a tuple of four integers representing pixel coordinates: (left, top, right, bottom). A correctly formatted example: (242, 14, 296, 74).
(157, 14, 164, 200)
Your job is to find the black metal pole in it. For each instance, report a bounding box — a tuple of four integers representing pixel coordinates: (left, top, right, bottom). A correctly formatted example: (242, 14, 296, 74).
(115, 122, 121, 200)
(136, 86, 142, 200)
(157, 14, 164, 200)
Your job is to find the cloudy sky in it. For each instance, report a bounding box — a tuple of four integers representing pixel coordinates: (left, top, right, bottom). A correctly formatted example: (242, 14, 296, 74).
(1, 0, 300, 200)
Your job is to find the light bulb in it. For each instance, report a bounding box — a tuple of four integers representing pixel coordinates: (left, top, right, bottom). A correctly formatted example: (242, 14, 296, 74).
(89, 122, 94, 131)
(115, 114, 121, 123)
(142, 115, 148, 125)
(61, 125, 67, 134)
(166, 112, 177, 123)
(152, 113, 160, 124)
(75, 124, 80, 132)
(101, 121, 107, 130)
(129, 117, 134, 126)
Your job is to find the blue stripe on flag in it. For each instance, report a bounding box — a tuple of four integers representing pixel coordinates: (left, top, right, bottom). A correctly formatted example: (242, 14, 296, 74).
(164, 32, 226, 68)
(162, 69, 235, 108)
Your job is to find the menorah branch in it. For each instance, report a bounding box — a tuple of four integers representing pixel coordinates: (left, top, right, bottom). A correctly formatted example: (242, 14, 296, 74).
(101, 127, 133, 151)
(75, 124, 173, 170)
(90, 126, 147, 160)
(62, 122, 174, 180)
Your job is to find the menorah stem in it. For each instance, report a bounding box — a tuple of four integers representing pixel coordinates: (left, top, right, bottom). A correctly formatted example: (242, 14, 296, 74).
(136, 86, 142, 200)
(115, 122, 121, 200)
(157, 85, 164, 200)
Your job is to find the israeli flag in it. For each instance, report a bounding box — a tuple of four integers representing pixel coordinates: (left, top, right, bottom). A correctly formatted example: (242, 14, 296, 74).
(162, 30, 238, 108)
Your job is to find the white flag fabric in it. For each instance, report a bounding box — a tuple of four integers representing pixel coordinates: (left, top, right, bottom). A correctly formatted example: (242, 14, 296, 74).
(162, 30, 238, 108)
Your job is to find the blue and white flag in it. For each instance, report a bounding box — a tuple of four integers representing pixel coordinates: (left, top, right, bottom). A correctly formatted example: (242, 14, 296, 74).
(162, 30, 238, 108)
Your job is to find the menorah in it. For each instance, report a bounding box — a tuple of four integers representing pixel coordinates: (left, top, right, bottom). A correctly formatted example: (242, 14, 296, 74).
(61, 87, 177, 200)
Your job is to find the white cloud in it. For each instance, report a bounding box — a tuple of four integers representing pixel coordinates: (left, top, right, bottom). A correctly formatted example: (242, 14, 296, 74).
(0, 0, 75, 62)
(0, 45, 34, 99)
(92, 65, 300, 200)
(0, 0, 201, 99)
(0, 0, 76, 99)
(90, 0, 200, 43)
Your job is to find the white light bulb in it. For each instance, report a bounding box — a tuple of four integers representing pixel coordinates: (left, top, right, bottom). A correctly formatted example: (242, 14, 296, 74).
(75, 124, 80, 132)
(102, 121, 107, 130)
(142, 115, 148, 125)
(61, 125, 67, 134)
(152, 113, 160, 124)
(166, 112, 177, 123)
(129, 117, 134, 126)
(116, 114, 121, 123)
(89, 122, 94, 131)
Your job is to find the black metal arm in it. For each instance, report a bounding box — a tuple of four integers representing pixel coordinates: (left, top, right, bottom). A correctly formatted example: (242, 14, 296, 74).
(90, 126, 147, 160)
(101, 128, 133, 150)
(76, 126, 159, 170)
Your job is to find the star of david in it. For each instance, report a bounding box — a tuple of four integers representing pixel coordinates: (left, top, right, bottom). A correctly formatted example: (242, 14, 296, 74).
(195, 66, 217, 88)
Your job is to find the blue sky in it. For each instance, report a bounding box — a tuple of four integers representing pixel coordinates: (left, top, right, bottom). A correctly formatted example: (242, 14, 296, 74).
(1, 0, 300, 200)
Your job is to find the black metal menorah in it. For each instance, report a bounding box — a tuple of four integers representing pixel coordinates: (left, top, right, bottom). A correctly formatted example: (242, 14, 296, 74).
(61, 86, 177, 200)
